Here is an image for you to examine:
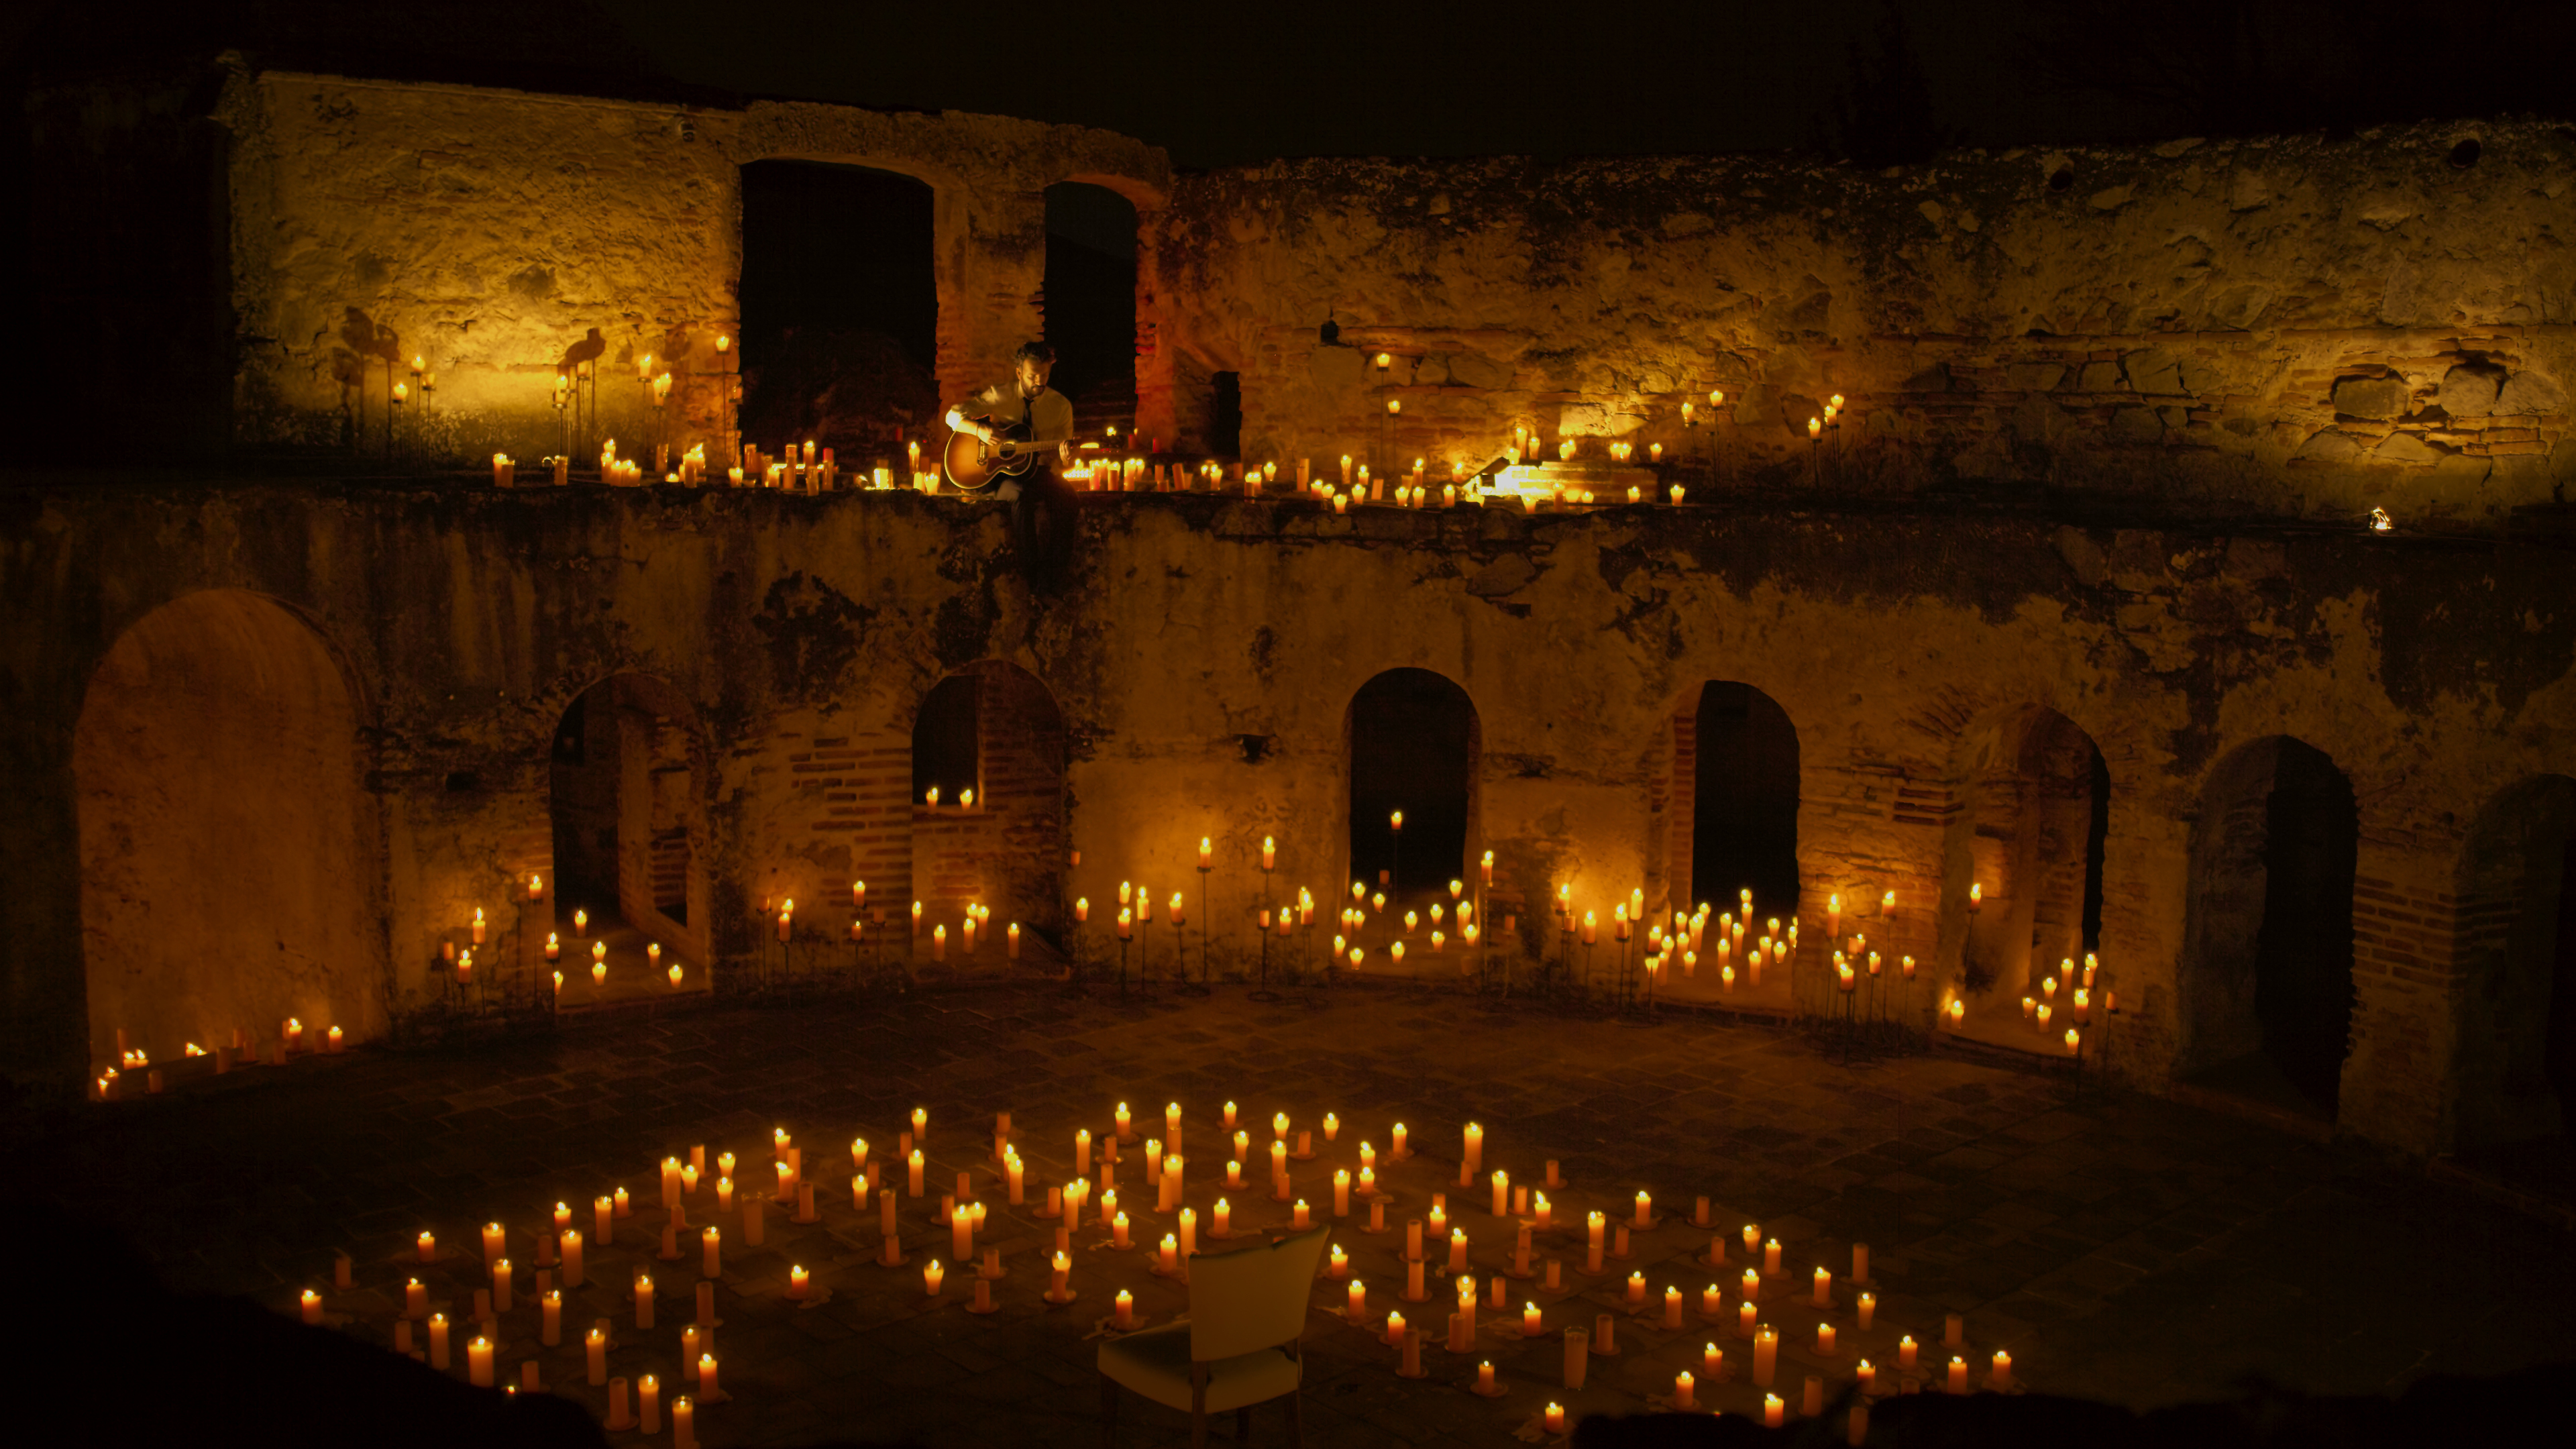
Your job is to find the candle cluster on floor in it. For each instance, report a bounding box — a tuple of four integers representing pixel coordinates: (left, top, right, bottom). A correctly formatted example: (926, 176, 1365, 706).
(288, 1093, 2021, 1439)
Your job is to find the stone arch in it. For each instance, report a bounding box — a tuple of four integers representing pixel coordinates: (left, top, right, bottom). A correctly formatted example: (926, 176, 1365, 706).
(1670, 680, 1801, 922)
(2176, 736, 2360, 1120)
(1345, 668, 1481, 906)
(74, 589, 383, 1067)
(2451, 773, 2576, 1159)
(910, 661, 1070, 953)
(1940, 704, 2109, 1030)
(547, 674, 712, 994)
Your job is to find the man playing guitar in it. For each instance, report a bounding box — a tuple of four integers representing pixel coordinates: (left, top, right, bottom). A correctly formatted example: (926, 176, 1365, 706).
(943, 341, 1079, 594)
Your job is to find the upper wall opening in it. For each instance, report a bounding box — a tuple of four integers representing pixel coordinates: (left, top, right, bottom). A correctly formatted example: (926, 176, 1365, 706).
(739, 160, 938, 456)
(1043, 182, 1138, 441)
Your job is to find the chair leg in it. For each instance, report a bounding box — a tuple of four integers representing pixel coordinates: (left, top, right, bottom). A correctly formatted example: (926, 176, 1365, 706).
(1237, 1406, 1251, 1440)
(1287, 1388, 1303, 1448)
(1191, 1406, 1209, 1449)
(1099, 1377, 1118, 1449)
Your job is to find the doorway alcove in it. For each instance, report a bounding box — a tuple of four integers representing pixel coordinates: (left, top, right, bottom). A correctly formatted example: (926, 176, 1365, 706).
(2178, 737, 2360, 1120)
(1346, 669, 1479, 907)
(75, 590, 382, 1064)
(549, 674, 710, 1000)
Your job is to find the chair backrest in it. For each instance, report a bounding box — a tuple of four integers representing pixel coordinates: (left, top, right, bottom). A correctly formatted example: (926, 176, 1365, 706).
(1185, 1225, 1332, 1362)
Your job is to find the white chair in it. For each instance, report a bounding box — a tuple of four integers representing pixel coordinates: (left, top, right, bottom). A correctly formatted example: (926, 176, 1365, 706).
(1097, 1224, 1331, 1447)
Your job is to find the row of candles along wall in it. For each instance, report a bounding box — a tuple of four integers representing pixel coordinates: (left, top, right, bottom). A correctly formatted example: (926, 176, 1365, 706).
(95, 1019, 343, 1098)
(488, 435, 1690, 507)
(333, 1105, 2014, 1443)
(97, 847, 2110, 1083)
(474, 346, 1849, 492)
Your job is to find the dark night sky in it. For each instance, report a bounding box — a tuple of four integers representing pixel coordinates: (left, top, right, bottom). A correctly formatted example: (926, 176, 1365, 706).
(609, 0, 2098, 166)
(7, 0, 2567, 169)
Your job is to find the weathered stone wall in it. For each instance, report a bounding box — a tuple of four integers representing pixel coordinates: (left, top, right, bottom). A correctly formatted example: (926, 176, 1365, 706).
(3, 480, 2571, 1158)
(1143, 123, 2576, 528)
(199, 67, 1166, 464)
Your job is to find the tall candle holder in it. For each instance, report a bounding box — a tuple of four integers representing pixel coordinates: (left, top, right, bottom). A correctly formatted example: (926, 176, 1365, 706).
(1180, 862, 1212, 997)
(1250, 853, 1279, 1002)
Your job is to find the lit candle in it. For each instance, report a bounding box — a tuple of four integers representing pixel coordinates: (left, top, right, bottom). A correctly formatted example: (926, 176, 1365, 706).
(467, 1334, 494, 1387)
(1818, 1322, 1837, 1354)
(1545, 1404, 1566, 1434)
(1634, 1189, 1652, 1227)
(1463, 1122, 1483, 1173)
(1814, 1266, 1832, 1305)
(1674, 1368, 1696, 1409)
(924, 1260, 945, 1295)
(1347, 1278, 1366, 1320)
(1493, 1169, 1510, 1216)
(1949, 1356, 1970, 1393)
(635, 1273, 655, 1328)
(1858, 1291, 1876, 1329)
(1114, 1289, 1134, 1329)
(1900, 1334, 1919, 1369)
(1754, 1326, 1779, 1386)
(1991, 1349, 2013, 1389)
(1765, 1394, 1784, 1428)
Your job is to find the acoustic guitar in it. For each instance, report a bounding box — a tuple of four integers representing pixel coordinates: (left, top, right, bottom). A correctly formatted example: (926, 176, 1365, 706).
(942, 413, 1060, 493)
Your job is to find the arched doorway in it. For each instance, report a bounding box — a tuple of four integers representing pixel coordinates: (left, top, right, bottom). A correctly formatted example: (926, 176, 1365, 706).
(2178, 737, 2359, 1119)
(739, 160, 938, 458)
(2452, 775, 2576, 1179)
(910, 662, 1069, 960)
(1347, 669, 1479, 906)
(549, 675, 709, 1000)
(75, 591, 381, 1066)
(1682, 682, 1801, 919)
(1945, 705, 2108, 1037)
(1042, 181, 1138, 439)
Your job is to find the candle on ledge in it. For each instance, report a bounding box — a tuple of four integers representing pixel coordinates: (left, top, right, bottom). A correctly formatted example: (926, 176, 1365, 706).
(924, 1260, 945, 1295)
(1114, 1289, 1134, 1330)
(1900, 1334, 1919, 1369)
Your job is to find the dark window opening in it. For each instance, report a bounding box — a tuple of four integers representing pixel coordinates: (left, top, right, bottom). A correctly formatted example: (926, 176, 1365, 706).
(1349, 669, 1476, 902)
(1210, 372, 1243, 460)
(1689, 682, 1801, 918)
(739, 160, 937, 458)
(2253, 741, 2360, 1114)
(1042, 182, 1136, 441)
(2082, 750, 2111, 951)
(913, 676, 981, 806)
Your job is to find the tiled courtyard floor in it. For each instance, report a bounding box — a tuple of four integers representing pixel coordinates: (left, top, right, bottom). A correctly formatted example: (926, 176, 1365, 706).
(19, 983, 2576, 1446)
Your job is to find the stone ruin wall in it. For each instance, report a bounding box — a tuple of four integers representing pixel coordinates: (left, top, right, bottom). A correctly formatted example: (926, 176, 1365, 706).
(4, 482, 2571, 1161)
(1146, 123, 2576, 527)
(204, 66, 1167, 464)
(13, 70, 2576, 1159)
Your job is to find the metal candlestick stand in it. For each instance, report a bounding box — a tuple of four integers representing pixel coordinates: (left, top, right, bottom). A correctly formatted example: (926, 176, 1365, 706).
(1250, 857, 1279, 1002)
(1180, 864, 1212, 996)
